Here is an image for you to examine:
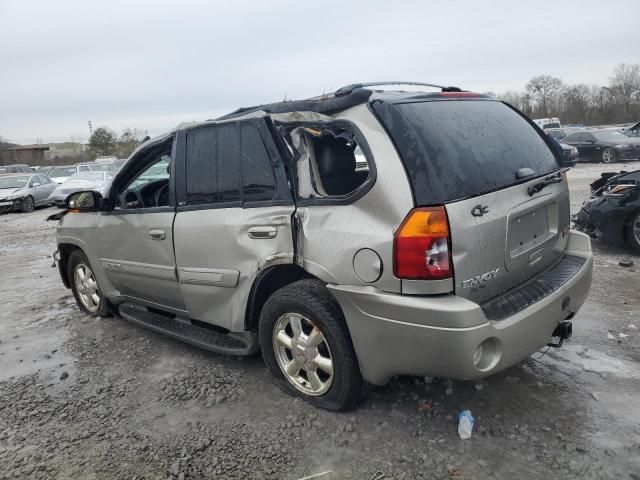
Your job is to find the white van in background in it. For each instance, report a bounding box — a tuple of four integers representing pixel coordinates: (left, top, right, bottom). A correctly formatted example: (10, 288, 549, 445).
(533, 117, 562, 129)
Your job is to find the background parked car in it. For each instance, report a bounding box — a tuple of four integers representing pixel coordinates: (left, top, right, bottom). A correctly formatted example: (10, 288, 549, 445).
(47, 170, 115, 207)
(0, 164, 34, 174)
(47, 165, 79, 183)
(0, 173, 57, 213)
(562, 129, 640, 163)
(36, 165, 54, 175)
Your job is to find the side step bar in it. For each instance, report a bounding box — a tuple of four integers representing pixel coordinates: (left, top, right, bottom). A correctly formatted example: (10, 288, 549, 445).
(119, 302, 258, 356)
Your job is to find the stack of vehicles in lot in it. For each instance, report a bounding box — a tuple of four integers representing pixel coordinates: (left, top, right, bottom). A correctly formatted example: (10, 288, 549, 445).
(52, 81, 593, 411)
(574, 169, 640, 252)
(0, 172, 57, 213)
(48, 171, 115, 207)
(562, 129, 640, 163)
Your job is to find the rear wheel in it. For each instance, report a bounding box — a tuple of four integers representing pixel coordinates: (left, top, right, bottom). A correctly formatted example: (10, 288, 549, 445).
(259, 279, 364, 411)
(602, 148, 616, 163)
(626, 211, 640, 254)
(21, 196, 34, 213)
(67, 250, 111, 317)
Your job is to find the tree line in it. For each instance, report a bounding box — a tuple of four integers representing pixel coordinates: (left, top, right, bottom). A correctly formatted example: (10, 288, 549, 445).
(88, 127, 146, 159)
(498, 63, 640, 125)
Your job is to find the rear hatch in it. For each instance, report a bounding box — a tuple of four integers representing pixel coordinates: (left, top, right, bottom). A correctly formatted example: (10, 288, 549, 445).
(372, 97, 570, 304)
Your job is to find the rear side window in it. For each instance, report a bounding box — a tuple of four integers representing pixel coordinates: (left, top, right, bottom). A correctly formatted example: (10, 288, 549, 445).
(186, 124, 240, 205)
(372, 100, 559, 205)
(184, 120, 290, 207)
(241, 123, 277, 202)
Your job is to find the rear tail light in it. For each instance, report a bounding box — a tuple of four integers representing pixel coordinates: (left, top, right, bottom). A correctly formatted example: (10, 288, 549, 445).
(393, 206, 452, 280)
(603, 184, 637, 197)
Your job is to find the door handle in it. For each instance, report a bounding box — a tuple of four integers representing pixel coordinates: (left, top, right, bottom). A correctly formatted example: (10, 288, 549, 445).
(148, 229, 166, 241)
(248, 226, 277, 239)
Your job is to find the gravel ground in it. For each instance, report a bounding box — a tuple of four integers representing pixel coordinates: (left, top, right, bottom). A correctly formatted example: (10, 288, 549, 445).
(1, 161, 639, 480)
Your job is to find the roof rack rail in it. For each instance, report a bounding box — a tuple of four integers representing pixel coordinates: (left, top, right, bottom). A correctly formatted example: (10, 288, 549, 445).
(335, 81, 463, 96)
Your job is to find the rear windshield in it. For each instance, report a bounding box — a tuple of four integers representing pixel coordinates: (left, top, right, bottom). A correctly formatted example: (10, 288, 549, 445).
(372, 99, 560, 205)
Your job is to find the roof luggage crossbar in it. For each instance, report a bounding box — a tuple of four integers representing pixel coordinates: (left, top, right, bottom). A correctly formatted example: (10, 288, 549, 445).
(335, 81, 463, 96)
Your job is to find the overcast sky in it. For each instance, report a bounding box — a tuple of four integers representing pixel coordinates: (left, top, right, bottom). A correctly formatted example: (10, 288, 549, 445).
(1, 0, 638, 144)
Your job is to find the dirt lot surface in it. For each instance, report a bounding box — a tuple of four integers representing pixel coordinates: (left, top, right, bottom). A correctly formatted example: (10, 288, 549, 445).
(1, 162, 639, 480)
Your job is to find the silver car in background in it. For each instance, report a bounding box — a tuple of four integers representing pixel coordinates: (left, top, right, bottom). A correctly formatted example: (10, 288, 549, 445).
(0, 173, 57, 213)
(48, 171, 114, 207)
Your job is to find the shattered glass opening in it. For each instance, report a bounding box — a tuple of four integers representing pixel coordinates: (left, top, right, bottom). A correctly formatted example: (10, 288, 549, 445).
(280, 124, 371, 200)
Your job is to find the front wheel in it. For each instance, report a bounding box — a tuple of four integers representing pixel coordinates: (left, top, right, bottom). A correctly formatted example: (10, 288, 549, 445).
(67, 250, 111, 317)
(259, 279, 365, 411)
(602, 148, 617, 163)
(21, 196, 34, 213)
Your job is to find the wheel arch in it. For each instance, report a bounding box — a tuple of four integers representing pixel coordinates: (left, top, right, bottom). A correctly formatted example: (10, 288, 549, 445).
(57, 243, 83, 288)
(244, 264, 319, 332)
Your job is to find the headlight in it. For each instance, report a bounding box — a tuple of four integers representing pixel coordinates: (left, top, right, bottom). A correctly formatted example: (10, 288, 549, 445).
(603, 184, 637, 197)
(5, 194, 23, 201)
(614, 144, 631, 149)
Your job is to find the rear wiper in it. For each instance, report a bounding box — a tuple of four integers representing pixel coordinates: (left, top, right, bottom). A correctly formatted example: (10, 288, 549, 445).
(527, 169, 568, 196)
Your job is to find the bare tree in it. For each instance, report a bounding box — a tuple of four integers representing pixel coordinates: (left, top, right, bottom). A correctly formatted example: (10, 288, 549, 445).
(526, 75, 564, 117)
(608, 63, 640, 121)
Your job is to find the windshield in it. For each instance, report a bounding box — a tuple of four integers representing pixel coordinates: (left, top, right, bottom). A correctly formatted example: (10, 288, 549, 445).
(0, 175, 30, 189)
(592, 130, 629, 141)
(68, 171, 111, 181)
(372, 99, 559, 205)
(49, 166, 76, 177)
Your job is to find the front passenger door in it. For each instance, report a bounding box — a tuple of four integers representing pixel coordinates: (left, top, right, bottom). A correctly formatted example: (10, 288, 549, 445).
(94, 137, 186, 313)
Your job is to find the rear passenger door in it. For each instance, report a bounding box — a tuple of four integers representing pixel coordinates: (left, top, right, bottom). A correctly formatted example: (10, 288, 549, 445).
(173, 118, 295, 331)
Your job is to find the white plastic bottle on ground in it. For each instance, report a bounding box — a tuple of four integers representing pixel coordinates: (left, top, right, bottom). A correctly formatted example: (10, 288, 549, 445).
(458, 410, 475, 439)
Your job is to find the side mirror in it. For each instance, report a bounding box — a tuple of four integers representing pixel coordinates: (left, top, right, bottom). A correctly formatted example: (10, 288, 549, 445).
(32, 182, 41, 187)
(66, 190, 103, 211)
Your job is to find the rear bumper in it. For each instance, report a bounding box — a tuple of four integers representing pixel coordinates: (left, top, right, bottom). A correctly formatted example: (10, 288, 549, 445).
(329, 230, 593, 385)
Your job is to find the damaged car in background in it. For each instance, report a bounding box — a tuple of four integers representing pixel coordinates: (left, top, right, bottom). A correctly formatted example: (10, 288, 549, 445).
(47, 171, 114, 207)
(574, 169, 640, 252)
(0, 172, 57, 213)
(52, 81, 592, 411)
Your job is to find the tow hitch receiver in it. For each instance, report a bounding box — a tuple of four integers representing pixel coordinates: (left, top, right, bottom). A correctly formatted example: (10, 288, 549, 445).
(548, 320, 573, 348)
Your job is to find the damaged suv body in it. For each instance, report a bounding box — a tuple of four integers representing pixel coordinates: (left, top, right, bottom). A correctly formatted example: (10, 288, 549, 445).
(54, 82, 593, 411)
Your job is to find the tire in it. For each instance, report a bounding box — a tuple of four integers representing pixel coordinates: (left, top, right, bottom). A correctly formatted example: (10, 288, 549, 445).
(625, 211, 640, 254)
(258, 279, 365, 411)
(67, 250, 111, 317)
(602, 148, 616, 164)
(21, 196, 34, 213)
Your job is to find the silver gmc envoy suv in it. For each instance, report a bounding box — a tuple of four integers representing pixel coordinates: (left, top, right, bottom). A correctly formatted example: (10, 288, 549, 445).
(54, 82, 593, 411)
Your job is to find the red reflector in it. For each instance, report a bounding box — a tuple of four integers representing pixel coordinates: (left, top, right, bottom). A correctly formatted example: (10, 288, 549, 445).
(393, 207, 452, 280)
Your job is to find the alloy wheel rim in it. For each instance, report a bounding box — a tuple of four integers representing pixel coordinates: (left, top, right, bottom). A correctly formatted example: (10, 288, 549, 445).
(74, 263, 100, 312)
(272, 313, 334, 396)
(603, 149, 614, 163)
(25, 197, 34, 212)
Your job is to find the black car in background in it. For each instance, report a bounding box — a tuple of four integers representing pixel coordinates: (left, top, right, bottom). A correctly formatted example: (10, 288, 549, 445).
(574, 169, 640, 252)
(562, 129, 640, 163)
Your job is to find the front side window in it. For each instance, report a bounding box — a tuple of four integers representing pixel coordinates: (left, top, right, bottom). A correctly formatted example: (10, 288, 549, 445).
(115, 142, 172, 210)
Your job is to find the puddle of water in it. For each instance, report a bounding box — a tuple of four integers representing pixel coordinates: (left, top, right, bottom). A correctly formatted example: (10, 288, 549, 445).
(0, 325, 74, 382)
(540, 343, 640, 379)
